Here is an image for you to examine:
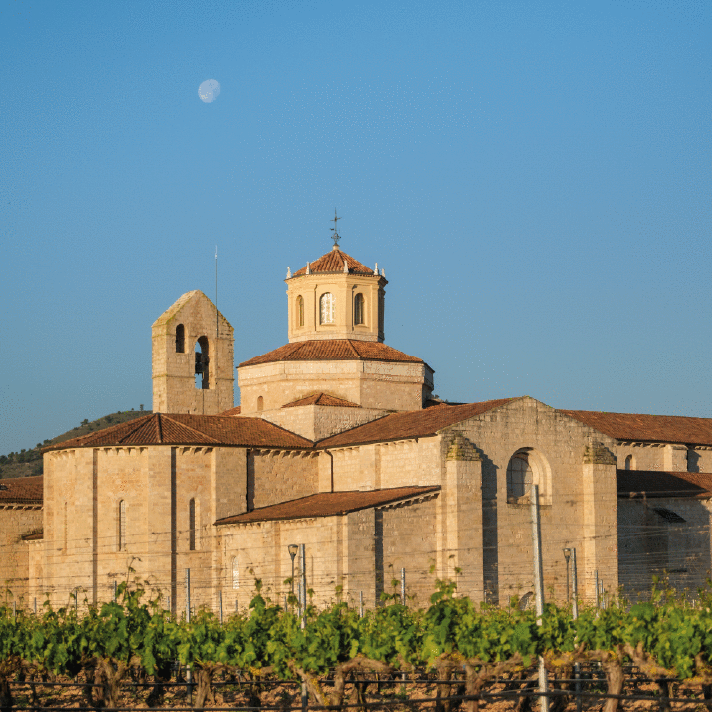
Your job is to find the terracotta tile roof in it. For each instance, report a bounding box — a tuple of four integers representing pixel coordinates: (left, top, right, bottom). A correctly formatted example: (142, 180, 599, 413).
(42, 413, 313, 451)
(0, 476, 43, 505)
(318, 398, 519, 448)
(292, 248, 374, 277)
(283, 393, 360, 408)
(220, 406, 242, 416)
(618, 469, 712, 498)
(239, 340, 423, 367)
(562, 409, 712, 446)
(215, 485, 440, 525)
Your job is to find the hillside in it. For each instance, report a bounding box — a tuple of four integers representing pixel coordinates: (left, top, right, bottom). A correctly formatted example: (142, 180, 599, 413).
(0, 409, 153, 480)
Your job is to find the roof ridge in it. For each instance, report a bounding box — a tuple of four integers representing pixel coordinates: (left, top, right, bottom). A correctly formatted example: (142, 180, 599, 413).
(51, 414, 154, 450)
(161, 415, 222, 444)
(345, 339, 360, 357)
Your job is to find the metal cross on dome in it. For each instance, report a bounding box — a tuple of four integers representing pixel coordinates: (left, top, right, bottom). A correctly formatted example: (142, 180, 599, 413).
(330, 209, 342, 247)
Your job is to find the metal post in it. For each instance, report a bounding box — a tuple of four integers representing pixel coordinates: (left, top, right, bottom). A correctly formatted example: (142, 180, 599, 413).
(288, 543, 299, 612)
(572, 548, 581, 712)
(401, 567, 406, 605)
(114, 579, 117, 602)
(185, 569, 192, 701)
(530, 485, 549, 712)
(12, 601, 16, 620)
(167, 595, 170, 613)
(359, 590, 364, 618)
(299, 543, 307, 627)
(595, 569, 600, 609)
(563, 548, 571, 604)
(219, 590, 223, 624)
(300, 543, 308, 712)
(34, 598, 37, 616)
(185, 568, 191, 622)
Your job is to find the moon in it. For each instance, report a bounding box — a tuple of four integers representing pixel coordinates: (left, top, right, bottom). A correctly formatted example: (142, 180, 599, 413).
(198, 79, 220, 103)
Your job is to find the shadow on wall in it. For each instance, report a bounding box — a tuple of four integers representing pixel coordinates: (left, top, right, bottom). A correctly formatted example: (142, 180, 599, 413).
(618, 499, 712, 600)
(481, 454, 499, 604)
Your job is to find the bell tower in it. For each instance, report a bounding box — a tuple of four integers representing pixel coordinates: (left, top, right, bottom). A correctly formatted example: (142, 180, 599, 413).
(152, 290, 234, 414)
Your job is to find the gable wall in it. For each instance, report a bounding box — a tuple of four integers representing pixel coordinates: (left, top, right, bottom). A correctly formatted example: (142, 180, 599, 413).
(448, 397, 618, 604)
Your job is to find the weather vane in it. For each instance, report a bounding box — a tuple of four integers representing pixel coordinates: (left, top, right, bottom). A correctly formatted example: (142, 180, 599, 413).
(330, 209, 342, 247)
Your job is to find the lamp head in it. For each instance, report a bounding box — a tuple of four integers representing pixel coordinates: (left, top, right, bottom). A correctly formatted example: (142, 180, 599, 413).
(288, 544, 299, 560)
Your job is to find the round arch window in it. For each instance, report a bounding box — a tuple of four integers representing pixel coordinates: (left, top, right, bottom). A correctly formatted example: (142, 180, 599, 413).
(507, 454, 533, 499)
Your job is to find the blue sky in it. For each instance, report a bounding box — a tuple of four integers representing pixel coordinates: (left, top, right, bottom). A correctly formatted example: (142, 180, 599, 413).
(1, 0, 710, 454)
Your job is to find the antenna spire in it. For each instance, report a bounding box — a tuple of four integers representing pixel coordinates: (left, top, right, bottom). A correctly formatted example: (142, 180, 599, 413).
(330, 209, 342, 248)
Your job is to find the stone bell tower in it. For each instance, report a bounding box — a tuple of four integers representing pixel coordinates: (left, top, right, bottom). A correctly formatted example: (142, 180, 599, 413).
(152, 290, 234, 414)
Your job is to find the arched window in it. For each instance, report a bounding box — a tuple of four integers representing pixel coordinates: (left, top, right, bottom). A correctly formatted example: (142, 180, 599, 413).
(118, 500, 126, 551)
(232, 556, 239, 589)
(624, 454, 635, 471)
(189, 498, 197, 551)
(257, 396, 264, 412)
(195, 336, 209, 389)
(354, 293, 365, 325)
(296, 296, 304, 327)
(320, 293, 335, 324)
(507, 455, 533, 499)
(175, 324, 185, 353)
(506, 448, 552, 503)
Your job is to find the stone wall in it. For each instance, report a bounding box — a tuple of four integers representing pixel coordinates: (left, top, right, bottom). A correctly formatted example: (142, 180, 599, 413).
(259, 405, 388, 441)
(249, 451, 319, 510)
(238, 359, 432, 414)
(618, 498, 712, 599)
(0, 506, 42, 607)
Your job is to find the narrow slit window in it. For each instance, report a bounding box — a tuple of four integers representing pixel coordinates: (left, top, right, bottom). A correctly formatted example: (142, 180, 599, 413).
(232, 556, 239, 589)
(176, 324, 185, 353)
(296, 296, 304, 327)
(189, 498, 197, 551)
(118, 500, 126, 551)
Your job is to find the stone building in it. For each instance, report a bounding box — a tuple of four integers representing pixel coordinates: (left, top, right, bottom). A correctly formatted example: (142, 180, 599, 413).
(3, 237, 712, 610)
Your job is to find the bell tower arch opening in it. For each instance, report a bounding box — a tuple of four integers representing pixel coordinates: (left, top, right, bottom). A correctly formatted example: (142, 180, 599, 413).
(195, 336, 210, 389)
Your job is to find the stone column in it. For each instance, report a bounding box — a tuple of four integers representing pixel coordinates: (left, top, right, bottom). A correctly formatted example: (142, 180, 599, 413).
(582, 440, 618, 603)
(442, 432, 484, 601)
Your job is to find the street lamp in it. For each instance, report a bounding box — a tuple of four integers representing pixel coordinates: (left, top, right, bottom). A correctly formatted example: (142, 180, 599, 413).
(288, 544, 298, 607)
(563, 548, 572, 604)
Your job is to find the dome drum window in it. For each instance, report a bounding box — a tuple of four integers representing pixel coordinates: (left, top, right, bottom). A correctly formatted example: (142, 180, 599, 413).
(320, 293, 335, 325)
(354, 293, 365, 326)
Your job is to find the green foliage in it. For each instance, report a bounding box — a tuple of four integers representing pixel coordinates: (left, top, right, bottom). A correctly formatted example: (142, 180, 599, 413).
(3, 582, 712, 685)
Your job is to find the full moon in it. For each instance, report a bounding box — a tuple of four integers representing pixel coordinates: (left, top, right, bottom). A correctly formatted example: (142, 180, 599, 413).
(198, 79, 220, 103)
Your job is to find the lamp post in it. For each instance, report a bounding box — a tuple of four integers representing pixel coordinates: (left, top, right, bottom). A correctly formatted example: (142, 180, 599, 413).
(563, 548, 572, 604)
(288, 544, 298, 609)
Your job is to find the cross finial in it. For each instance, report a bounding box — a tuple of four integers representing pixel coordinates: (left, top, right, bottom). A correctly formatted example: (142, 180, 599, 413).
(330, 208, 342, 248)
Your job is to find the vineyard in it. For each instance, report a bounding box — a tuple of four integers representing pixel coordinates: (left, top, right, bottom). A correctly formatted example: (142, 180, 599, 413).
(2, 579, 712, 712)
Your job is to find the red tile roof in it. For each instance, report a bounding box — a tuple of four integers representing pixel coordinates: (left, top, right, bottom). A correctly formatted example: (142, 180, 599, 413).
(317, 398, 519, 448)
(42, 413, 313, 451)
(215, 485, 440, 525)
(618, 469, 712, 498)
(563, 409, 712, 446)
(283, 393, 360, 408)
(292, 248, 374, 277)
(239, 340, 423, 367)
(0, 476, 43, 505)
(220, 406, 242, 416)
